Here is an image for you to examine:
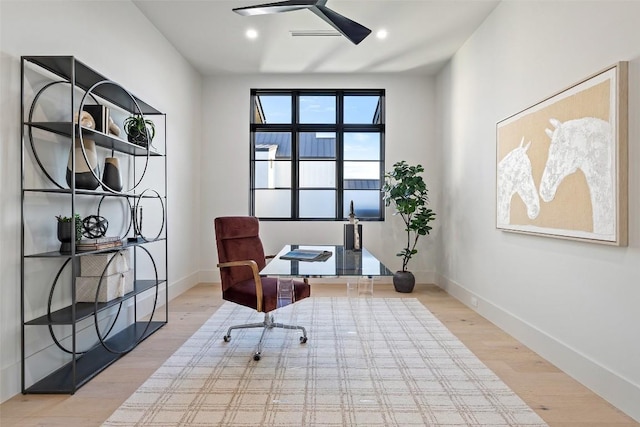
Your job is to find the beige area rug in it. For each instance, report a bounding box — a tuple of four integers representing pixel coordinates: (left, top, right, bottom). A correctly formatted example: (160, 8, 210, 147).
(103, 298, 548, 426)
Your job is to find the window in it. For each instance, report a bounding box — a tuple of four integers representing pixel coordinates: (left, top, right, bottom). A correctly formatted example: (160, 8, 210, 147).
(250, 89, 385, 221)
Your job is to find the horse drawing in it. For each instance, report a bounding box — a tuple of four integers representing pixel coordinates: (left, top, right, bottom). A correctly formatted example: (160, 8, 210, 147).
(539, 117, 613, 235)
(497, 138, 540, 225)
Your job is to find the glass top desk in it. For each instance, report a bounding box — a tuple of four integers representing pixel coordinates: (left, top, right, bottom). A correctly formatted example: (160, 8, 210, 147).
(260, 245, 393, 278)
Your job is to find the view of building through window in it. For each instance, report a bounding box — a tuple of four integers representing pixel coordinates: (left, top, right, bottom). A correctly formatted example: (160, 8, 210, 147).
(250, 90, 385, 220)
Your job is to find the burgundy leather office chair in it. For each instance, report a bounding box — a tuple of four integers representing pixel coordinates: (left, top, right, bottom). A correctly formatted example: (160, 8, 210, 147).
(214, 216, 310, 360)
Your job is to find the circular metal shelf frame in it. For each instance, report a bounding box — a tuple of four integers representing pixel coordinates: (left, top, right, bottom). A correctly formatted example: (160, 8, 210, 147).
(46, 258, 123, 355)
(27, 80, 99, 190)
(77, 80, 152, 195)
(133, 188, 166, 242)
(94, 245, 160, 355)
(27, 79, 155, 194)
(97, 195, 133, 241)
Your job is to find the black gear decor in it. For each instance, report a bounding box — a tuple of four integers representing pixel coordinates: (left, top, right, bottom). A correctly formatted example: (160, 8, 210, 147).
(82, 215, 108, 238)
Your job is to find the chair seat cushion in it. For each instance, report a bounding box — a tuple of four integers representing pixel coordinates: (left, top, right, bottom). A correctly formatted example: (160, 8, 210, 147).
(223, 276, 311, 313)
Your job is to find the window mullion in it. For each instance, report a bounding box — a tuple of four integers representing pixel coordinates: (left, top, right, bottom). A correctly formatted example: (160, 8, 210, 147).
(292, 92, 299, 219)
(337, 92, 344, 221)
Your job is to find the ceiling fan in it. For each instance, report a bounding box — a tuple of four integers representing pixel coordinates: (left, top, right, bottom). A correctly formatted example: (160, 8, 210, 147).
(232, 0, 372, 45)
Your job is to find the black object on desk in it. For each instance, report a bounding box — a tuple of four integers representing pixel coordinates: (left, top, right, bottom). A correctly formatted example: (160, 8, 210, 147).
(280, 249, 332, 262)
(344, 224, 362, 251)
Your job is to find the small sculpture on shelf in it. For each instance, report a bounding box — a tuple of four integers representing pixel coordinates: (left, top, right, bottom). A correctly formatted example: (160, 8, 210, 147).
(108, 116, 121, 137)
(67, 111, 100, 190)
(128, 205, 144, 243)
(82, 215, 108, 239)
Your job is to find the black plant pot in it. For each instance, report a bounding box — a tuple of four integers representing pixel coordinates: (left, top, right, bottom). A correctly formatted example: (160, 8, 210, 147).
(127, 131, 148, 147)
(57, 222, 73, 253)
(393, 271, 415, 293)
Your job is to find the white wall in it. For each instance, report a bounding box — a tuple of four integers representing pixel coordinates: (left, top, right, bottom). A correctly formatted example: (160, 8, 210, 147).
(437, 1, 640, 421)
(200, 74, 441, 284)
(0, 1, 203, 402)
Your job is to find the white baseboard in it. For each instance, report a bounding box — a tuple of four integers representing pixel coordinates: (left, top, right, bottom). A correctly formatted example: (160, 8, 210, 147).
(199, 268, 218, 284)
(435, 273, 640, 423)
(0, 363, 19, 405)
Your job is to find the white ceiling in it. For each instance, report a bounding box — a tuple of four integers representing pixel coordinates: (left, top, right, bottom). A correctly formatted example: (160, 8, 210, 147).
(133, 0, 499, 76)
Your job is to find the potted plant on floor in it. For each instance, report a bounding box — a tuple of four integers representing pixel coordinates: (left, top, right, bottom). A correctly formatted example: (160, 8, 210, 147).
(382, 161, 436, 293)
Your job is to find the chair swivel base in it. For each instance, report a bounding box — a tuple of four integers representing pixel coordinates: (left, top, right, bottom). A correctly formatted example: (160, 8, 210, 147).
(223, 312, 307, 360)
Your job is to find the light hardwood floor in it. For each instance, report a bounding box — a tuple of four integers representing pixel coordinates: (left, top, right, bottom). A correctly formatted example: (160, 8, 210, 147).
(1, 283, 637, 426)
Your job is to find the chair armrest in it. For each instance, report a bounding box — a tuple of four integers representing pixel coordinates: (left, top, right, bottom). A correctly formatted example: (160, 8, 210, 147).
(217, 260, 264, 312)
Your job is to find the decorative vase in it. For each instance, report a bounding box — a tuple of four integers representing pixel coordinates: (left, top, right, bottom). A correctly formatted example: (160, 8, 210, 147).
(57, 221, 73, 253)
(66, 139, 100, 190)
(393, 271, 415, 293)
(102, 157, 123, 192)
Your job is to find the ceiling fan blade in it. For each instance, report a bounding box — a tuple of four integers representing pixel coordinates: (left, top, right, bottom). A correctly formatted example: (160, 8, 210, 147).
(312, 5, 371, 45)
(233, 0, 318, 16)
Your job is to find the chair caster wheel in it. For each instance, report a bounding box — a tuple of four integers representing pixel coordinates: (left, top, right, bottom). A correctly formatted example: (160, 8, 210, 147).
(253, 353, 261, 361)
(223, 335, 230, 342)
(300, 336, 308, 344)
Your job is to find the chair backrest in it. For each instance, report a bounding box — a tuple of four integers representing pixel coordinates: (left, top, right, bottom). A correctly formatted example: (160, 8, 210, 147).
(214, 216, 267, 291)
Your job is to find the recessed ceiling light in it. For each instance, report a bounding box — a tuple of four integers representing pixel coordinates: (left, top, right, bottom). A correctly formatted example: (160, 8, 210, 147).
(376, 29, 388, 40)
(246, 28, 258, 40)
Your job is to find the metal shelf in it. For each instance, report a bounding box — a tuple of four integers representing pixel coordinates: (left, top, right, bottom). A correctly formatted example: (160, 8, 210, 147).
(23, 187, 167, 198)
(25, 280, 164, 325)
(25, 121, 163, 157)
(24, 238, 166, 259)
(23, 56, 162, 115)
(21, 55, 169, 395)
(24, 321, 165, 394)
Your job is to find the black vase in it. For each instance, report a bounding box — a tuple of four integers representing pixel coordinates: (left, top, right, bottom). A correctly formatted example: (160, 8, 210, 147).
(393, 271, 415, 293)
(57, 222, 73, 253)
(102, 157, 123, 192)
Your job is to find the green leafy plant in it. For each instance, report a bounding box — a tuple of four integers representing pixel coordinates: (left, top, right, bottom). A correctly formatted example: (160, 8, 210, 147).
(123, 114, 155, 147)
(56, 214, 82, 241)
(382, 161, 436, 272)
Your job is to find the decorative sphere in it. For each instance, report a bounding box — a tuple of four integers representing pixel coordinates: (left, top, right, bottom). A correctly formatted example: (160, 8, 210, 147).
(82, 215, 108, 238)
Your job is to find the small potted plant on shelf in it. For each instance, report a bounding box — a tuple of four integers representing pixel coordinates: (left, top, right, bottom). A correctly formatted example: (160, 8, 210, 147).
(56, 214, 82, 253)
(382, 161, 436, 293)
(123, 114, 155, 148)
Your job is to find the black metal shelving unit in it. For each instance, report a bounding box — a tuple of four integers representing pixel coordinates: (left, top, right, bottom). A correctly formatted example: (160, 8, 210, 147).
(20, 56, 168, 394)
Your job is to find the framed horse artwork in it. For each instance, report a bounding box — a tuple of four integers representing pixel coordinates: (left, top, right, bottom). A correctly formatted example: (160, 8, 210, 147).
(496, 62, 628, 246)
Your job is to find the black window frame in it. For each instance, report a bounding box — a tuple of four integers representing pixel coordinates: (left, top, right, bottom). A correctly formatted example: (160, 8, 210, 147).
(249, 89, 385, 221)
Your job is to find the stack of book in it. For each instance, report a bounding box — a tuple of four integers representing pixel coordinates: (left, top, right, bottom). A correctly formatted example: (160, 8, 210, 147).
(76, 236, 123, 251)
